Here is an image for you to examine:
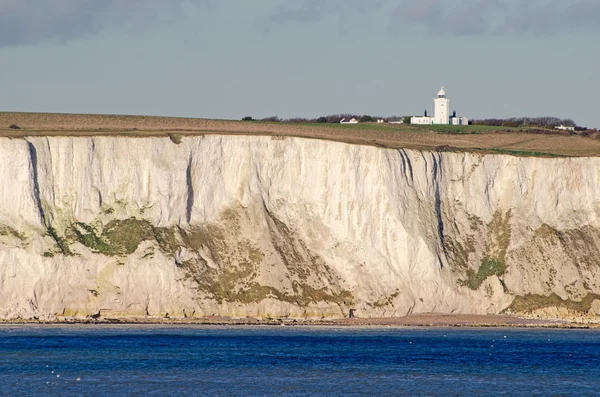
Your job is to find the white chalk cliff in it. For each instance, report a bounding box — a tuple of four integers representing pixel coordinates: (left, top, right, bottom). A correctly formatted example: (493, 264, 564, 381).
(1, 135, 600, 320)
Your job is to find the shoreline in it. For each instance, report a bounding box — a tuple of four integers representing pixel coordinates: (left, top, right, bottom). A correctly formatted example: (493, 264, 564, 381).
(2, 314, 599, 329)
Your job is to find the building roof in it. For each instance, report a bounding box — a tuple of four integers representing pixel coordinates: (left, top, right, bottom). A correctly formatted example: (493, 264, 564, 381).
(437, 86, 446, 98)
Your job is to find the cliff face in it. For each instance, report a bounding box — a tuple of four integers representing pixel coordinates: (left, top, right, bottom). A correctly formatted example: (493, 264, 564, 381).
(1, 135, 600, 320)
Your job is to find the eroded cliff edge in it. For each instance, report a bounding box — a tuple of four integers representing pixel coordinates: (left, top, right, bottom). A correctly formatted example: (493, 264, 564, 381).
(1, 135, 599, 321)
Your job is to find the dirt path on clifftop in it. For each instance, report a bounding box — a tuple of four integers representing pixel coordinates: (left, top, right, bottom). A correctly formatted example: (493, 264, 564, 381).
(2, 112, 600, 157)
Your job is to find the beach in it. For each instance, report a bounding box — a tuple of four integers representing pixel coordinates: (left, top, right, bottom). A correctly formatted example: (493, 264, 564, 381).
(3, 313, 598, 328)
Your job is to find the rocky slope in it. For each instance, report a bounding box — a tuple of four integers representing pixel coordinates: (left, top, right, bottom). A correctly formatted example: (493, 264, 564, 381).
(1, 135, 599, 320)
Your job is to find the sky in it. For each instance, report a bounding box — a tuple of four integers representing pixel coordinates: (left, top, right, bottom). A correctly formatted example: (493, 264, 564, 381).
(1, 0, 599, 127)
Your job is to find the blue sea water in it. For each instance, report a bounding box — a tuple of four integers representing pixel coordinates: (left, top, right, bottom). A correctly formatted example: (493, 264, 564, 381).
(1, 326, 600, 396)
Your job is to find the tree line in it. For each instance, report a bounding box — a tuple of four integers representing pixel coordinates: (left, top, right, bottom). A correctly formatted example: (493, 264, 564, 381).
(242, 114, 405, 123)
(471, 117, 577, 128)
(242, 115, 594, 132)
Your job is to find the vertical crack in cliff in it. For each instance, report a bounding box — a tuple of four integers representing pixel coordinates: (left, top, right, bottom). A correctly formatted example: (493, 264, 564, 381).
(97, 189, 103, 207)
(431, 153, 448, 268)
(91, 139, 103, 208)
(26, 139, 72, 255)
(185, 153, 194, 224)
(398, 149, 414, 186)
(26, 140, 46, 227)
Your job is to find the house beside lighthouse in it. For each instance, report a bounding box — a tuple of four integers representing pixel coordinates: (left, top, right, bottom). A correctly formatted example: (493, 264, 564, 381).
(411, 87, 469, 126)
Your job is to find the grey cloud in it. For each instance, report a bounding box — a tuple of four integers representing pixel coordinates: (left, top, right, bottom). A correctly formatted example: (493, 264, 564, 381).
(0, 0, 216, 47)
(261, 0, 600, 37)
(260, 0, 386, 33)
(390, 0, 600, 36)
(265, 0, 324, 25)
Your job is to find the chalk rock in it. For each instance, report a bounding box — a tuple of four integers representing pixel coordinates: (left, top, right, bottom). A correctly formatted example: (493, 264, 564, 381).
(0, 135, 599, 320)
(589, 300, 600, 316)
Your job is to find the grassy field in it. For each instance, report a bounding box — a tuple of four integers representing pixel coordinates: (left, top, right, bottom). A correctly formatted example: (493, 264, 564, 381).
(1, 112, 600, 157)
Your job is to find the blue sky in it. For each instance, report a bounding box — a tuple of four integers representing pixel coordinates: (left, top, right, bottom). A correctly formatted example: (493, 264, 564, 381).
(1, 0, 599, 127)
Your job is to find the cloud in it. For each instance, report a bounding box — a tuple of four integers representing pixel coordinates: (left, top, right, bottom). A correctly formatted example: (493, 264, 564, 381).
(259, 0, 600, 37)
(389, 0, 600, 37)
(264, 0, 324, 25)
(4, 0, 596, 48)
(260, 0, 387, 33)
(0, 0, 216, 47)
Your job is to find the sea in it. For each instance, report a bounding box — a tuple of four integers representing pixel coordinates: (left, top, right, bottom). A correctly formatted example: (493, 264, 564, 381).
(1, 325, 599, 396)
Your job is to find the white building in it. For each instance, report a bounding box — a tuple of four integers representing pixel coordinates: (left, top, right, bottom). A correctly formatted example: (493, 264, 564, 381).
(434, 87, 450, 124)
(340, 118, 359, 124)
(451, 116, 470, 126)
(555, 125, 575, 132)
(411, 87, 469, 126)
(411, 112, 432, 125)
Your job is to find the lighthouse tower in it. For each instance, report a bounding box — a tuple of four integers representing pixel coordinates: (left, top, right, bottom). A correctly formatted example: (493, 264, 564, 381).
(434, 86, 450, 125)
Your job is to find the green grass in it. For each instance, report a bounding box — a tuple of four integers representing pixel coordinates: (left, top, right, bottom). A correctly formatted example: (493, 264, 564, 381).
(67, 218, 179, 256)
(102, 218, 154, 255)
(477, 148, 566, 157)
(71, 222, 112, 253)
(275, 121, 532, 136)
(287, 121, 413, 132)
(412, 124, 523, 134)
(456, 211, 511, 291)
(47, 226, 73, 256)
(176, 208, 354, 306)
(506, 293, 600, 314)
(153, 227, 180, 255)
(168, 133, 183, 144)
(0, 225, 26, 241)
(464, 258, 507, 290)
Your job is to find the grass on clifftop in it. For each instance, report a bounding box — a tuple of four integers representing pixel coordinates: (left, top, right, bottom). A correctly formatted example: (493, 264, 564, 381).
(478, 148, 566, 157)
(1, 112, 600, 157)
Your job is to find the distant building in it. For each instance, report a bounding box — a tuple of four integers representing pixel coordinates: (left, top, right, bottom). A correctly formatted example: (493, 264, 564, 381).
(450, 111, 469, 126)
(411, 87, 469, 125)
(555, 125, 575, 132)
(411, 112, 432, 125)
(340, 118, 359, 124)
(451, 116, 470, 126)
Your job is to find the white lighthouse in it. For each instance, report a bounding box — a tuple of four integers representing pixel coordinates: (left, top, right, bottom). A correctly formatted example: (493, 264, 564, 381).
(410, 87, 469, 126)
(434, 87, 450, 125)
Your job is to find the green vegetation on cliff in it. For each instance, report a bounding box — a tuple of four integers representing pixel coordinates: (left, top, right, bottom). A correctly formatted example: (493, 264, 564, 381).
(0, 225, 26, 241)
(465, 258, 507, 290)
(67, 218, 178, 256)
(49, 209, 354, 308)
(507, 293, 600, 314)
(453, 211, 511, 291)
